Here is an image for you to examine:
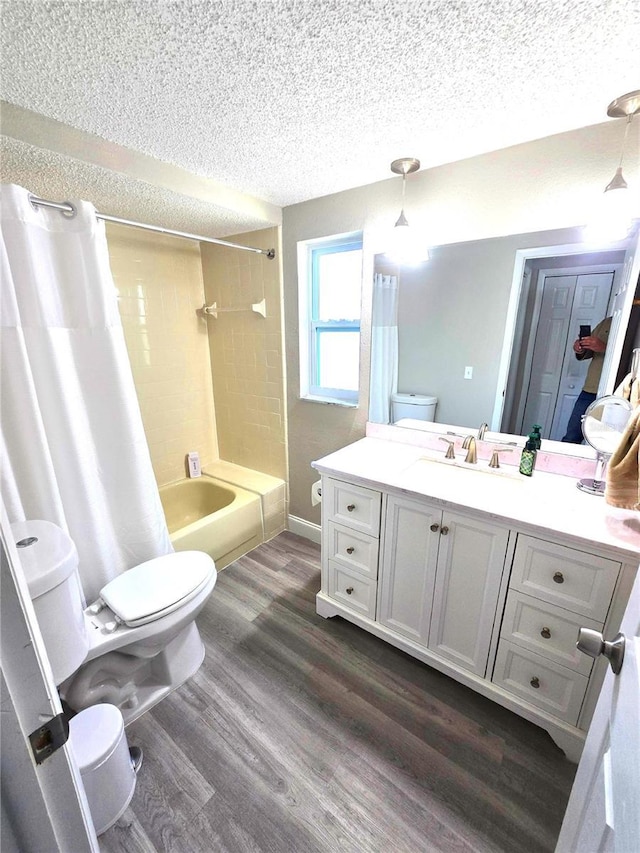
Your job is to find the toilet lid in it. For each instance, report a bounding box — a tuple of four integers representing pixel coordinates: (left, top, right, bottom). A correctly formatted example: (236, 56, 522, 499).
(99, 551, 216, 628)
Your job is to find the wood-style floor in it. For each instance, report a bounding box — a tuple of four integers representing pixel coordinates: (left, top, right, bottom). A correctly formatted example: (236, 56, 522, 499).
(100, 532, 576, 853)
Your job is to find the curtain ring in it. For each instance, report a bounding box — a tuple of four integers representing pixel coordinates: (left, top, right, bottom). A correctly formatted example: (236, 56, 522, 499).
(61, 201, 77, 218)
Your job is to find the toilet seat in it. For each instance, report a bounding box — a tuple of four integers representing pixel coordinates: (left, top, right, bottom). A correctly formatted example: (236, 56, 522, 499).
(98, 551, 215, 628)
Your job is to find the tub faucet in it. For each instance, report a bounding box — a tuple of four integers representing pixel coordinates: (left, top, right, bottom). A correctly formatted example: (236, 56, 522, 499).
(463, 436, 477, 464)
(477, 422, 488, 440)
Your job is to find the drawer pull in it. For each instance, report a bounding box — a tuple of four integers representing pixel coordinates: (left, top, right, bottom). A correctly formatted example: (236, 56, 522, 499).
(345, 586, 354, 595)
(553, 571, 564, 584)
(346, 547, 355, 555)
(346, 504, 356, 512)
(530, 676, 540, 689)
(540, 627, 551, 639)
(440, 526, 449, 536)
(430, 523, 440, 532)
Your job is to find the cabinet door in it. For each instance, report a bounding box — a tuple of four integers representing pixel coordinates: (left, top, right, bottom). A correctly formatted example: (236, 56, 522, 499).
(428, 512, 509, 676)
(377, 494, 440, 644)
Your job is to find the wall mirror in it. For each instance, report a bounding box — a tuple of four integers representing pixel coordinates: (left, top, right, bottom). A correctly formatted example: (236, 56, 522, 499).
(369, 223, 640, 453)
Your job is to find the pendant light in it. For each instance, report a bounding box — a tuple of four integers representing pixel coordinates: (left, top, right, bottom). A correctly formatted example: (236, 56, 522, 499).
(386, 157, 429, 264)
(584, 90, 640, 243)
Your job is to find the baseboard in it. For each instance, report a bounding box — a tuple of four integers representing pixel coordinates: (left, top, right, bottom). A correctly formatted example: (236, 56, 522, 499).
(287, 515, 321, 544)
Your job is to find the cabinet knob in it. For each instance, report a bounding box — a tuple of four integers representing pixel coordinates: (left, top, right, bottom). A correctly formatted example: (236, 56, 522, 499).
(540, 627, 551, 639)
(530, 676, 540, 689)
(430, 523, 440, 532)
(440, 526, 449, 536)
(346, 546, 355, 554)
(553, 571, 564, 584)
(346, 504, 355, 512)
(345, 586, 354, 595)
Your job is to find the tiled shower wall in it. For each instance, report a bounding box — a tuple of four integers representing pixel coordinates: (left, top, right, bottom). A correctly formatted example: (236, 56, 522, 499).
(107, 224, 218, 486)
(200, 228, 288, 483)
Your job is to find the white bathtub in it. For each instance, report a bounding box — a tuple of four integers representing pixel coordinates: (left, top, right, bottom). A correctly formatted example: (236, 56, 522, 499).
(159, 475, 263, 569)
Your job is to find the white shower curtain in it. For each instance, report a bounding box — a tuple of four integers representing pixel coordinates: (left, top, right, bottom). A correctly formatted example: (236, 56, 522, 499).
(1, 184, 172, 602)
(369, 273, 398, 423)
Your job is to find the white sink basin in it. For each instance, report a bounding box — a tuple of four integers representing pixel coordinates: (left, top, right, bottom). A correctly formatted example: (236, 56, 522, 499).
(407, 454, 525, 483)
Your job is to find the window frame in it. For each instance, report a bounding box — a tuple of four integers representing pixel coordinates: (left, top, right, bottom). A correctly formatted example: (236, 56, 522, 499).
(297, 232, 363, 405)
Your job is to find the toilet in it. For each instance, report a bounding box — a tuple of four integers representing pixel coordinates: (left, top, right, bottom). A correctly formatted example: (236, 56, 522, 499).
(391, 392, 438, 423)
(11, 519, 217, 724)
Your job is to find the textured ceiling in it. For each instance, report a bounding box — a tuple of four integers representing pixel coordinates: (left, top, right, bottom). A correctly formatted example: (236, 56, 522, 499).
(1, 0, 639, 218)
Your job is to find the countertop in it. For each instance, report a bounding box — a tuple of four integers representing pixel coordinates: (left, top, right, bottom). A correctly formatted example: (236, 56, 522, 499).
(312, 437, 640, 561)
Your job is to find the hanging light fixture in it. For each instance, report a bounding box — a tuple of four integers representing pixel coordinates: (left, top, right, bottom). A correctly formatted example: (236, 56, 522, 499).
(584, 90, 640, 243)
(386, 157, 429, 264)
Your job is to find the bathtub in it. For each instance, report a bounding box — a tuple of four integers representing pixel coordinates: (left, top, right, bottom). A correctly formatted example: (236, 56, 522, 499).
(159, 476, 263, 570)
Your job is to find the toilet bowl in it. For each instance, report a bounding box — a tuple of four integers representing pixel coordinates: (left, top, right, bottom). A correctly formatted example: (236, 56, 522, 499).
(12, 519, 217, 724)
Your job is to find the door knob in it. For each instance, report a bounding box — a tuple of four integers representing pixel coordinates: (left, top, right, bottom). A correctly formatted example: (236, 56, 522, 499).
(577, 628, 625, 674)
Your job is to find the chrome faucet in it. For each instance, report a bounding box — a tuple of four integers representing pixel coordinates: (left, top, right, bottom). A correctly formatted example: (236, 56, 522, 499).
(463, 435, 477, 463)
(477, 422, 489, 440)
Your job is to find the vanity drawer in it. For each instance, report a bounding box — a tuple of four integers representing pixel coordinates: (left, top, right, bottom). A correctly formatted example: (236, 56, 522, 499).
(493, 640, 588, 725)
(324, 478, 381, 536)
(327, 561, 377, 618)
(326, 521, 379, 578)
(501, 591, 599, 676)
(510, 535, 620, 621)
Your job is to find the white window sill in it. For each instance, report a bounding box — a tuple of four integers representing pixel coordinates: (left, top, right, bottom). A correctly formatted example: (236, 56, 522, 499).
(299, 394, 358, 408)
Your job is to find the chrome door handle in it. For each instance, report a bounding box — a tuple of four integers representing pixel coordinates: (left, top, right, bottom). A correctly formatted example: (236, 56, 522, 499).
(577, 628, 625, 674)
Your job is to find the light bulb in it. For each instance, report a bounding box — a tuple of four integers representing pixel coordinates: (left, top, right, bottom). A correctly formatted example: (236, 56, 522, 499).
(386, 217, 429, 265)
(584, 175, 635, 244)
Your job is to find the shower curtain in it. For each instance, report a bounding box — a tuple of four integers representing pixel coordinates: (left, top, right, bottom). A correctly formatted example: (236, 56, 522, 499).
(1, 184, 172, 602)
(369, 273, 398, 423)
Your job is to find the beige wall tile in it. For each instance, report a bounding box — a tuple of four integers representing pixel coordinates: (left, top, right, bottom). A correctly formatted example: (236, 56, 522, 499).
(200, 228, 288, 485)
(107, 224, 218, 486)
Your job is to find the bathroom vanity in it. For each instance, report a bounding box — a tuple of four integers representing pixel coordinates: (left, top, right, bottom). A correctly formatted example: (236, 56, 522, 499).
(312, 427, 640, 762)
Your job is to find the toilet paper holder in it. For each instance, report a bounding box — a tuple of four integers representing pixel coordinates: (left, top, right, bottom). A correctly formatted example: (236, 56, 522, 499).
(311, 481, 322, 506)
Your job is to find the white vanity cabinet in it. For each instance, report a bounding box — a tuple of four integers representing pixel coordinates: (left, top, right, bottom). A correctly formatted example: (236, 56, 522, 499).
(314, 460, 638, 762)
(378, 494, 510, 677)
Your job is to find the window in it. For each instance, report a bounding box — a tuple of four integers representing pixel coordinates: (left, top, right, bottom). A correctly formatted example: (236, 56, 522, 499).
(298, 233, 363, 404)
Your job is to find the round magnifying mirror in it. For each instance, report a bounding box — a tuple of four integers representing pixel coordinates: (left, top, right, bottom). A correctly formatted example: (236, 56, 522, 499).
(577, 394, 633, 495)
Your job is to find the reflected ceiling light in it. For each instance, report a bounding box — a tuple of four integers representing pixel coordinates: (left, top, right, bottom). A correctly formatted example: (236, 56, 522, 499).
(584, 90, 640, 243)
(386, 157, 429, 265)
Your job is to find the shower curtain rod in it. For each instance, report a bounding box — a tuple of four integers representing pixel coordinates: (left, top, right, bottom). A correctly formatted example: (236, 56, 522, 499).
(28, 194, 276, 259)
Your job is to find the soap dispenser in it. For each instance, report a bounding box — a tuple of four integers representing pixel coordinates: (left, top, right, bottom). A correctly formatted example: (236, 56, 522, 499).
(519, 432, 537, 477)
(531, 424, 542, 449)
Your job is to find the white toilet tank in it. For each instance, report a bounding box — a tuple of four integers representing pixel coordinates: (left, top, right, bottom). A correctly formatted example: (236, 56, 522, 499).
(391, 392, 437, 423)
(11, 520, 89, 684)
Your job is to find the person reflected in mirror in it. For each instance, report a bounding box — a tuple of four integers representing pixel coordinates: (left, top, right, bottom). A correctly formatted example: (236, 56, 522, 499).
(562, 317, 612, 443)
